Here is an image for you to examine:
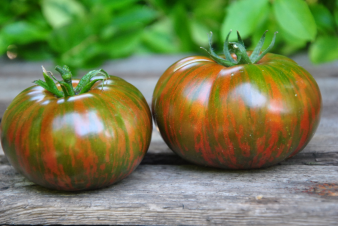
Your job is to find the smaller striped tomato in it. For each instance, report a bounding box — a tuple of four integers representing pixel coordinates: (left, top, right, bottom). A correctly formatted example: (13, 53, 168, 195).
(152, 31, 322, 169)
(1, 66, 152, 191)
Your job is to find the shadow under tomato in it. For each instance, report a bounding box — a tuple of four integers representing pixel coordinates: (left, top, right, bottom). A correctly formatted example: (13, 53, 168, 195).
(141, 150, 284, 172)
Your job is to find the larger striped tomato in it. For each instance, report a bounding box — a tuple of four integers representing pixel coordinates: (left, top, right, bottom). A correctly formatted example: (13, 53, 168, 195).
(152, 31, 322, 169)
(1, 66, 152, 191)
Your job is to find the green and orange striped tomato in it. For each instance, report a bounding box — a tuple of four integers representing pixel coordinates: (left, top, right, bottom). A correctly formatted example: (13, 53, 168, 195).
(152, 53, 322, 169)
(1, 76, 152, 191)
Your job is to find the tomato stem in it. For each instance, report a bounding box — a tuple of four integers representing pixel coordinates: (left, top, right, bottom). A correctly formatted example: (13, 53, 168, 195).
(200, 30, 278, 66)
(200, 32, 236, 67)
(34, 66, 110, 98)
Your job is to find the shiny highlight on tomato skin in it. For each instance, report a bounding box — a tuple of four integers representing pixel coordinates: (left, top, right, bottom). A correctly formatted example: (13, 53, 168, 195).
(152, 53, 322, 169)
(1, 77, 153, 191)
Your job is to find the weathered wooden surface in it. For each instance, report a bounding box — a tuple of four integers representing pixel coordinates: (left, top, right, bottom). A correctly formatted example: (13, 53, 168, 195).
(0, 54, 338, 225)
(1, 163, 338, 225)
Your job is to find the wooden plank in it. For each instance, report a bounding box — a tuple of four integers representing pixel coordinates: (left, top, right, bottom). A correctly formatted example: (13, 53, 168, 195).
(0, 163, 338, 225)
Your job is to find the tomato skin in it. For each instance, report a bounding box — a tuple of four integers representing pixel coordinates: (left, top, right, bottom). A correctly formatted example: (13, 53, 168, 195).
(1, 76, 152, 191)
(152, 53, 321, 169)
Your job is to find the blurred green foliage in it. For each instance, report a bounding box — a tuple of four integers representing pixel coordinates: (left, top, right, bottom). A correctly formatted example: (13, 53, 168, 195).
(1, 0, 338, 72)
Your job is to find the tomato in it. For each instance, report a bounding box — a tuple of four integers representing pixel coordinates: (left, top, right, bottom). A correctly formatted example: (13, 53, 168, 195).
(152, 31, 322, 169)
(1, 66, 152, 191)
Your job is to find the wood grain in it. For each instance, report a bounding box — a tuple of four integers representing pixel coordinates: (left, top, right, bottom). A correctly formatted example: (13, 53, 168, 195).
(0, 163, 338, 225)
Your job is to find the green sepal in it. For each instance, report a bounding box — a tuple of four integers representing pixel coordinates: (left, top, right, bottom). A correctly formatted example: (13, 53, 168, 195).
(74, 69, 109, 94)
(58, 81, 75, 97)
(200, 32, 236, 67)
(55, 65, 72, 83)
(228, 42, 242, 63)
(223, 30, 237, 64)
(232, 42, 252, 64)
(250, 30, 268, 62)
(78, 79, 103, 95)
(35, 65, 109, 98)
(33, 66, 64, 98)
(59, 84, 69, 96)
(42, 71, 64, 97)
(55, 65, 74, 95)
(251, 31, 278, 64)
(232, 31, 252, 64)
(201, 30, 278, 66)
(236, 31, 245, 49)
(33, 80, 56, 94)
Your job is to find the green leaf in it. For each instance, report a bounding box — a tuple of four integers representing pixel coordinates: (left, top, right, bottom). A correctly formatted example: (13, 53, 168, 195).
(0, 1, 10, 19)
(279, 26, 307, 47)
(310, 4, 335, 34)
(190, 21, 210, 46)
(42, 0, 86, 28)
(100, 26, 117, 41)
(49, 20, 103, 69)
(141, 19, 180, 53)
(108, 30, 142, 58)
(19, 43, 53, 61)
(48, 21, 96, 53)
(95, 0, 139, 11)
(221, 0, 269, 41)
(273, 0, 317, 41)
(59, 42, 105, 70)
(278, 28, 307, 55)
(190, 0, 228, 23)
(250, 11, 279, 51)
(309, 36, 338, 63)
(172, 4, 195, 52)
(111, 6, 157, 30)
(1, 21, 49, 45)
(26, 11, 50, 29)
(334, 8, 338, 28)
(146, 0, 170, 14)
(0, 9, 11, 25)
(0, 36, 8, 55)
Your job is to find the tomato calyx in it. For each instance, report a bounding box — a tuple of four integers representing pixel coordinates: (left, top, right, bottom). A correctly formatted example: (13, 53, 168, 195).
(201, 30, 278, 67)
(33, 66, 110, 98)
